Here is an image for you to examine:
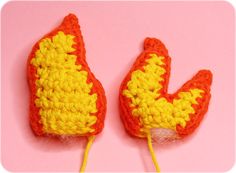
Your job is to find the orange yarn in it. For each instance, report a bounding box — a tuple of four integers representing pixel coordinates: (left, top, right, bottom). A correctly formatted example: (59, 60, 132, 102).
(27, 14, 106, 137)
(119, 38, 212, 138)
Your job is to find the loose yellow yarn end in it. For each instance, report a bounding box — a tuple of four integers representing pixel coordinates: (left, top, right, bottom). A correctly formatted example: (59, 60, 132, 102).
(80, 136, 95, 173)
(147, 132, 160, 172)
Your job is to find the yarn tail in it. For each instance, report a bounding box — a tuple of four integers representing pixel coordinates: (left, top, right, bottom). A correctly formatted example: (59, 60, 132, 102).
(147, 132, 161, 172)
(80, 136, 95, 173)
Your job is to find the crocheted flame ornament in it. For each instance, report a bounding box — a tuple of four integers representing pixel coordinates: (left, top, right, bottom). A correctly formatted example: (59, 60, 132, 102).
(27, 14, 106, 172)
(119, 38, 212, 172)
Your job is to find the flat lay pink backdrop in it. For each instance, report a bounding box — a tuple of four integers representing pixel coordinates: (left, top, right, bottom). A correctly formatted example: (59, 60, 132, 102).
(1, 1, 235, 172)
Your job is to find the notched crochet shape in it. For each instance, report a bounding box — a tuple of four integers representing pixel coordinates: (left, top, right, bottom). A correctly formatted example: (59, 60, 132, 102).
(120, 38, 212, 142)
(27, 14, 106, 137)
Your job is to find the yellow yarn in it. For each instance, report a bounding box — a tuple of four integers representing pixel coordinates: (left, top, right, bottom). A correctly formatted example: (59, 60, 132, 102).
(123, 54, 204, 132)
(147, 132, 160, 172)
(31, 31, 98, 135)
(80, 136, 95, 173)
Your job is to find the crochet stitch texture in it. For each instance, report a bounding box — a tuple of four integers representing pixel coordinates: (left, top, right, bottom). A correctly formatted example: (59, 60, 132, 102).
(27, 14, 106, 137)
(27, 14, 107, 172)
(119, 38, 212, 171)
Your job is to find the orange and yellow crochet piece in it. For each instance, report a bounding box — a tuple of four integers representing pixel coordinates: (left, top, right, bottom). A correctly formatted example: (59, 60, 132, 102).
(119, 38, 212, 171)
(27, 14, 106, 172)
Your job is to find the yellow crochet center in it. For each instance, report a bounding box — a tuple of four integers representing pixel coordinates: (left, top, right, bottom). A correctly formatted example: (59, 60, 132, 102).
(123, 54, 204, 132)
(31, 31, 98, 135)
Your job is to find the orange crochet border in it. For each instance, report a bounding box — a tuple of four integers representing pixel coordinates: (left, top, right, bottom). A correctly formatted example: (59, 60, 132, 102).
(27, 14, 106, 136)
(119, 38, 212, 138)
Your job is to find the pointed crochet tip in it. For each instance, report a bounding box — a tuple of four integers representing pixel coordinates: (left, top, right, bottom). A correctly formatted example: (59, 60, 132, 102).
(58, 13, 80, 36)
(144, 37, 168, 56)
(62, 13, 78, 25)
(194, 70, 213, 86)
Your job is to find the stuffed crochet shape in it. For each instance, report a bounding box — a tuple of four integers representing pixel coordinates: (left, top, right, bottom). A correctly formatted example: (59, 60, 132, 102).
(119, 38, 212, 172)
(27, 14, 106, 172)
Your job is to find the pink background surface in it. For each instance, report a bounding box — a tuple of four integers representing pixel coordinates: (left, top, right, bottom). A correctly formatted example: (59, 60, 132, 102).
(1, 1, 235, 172)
